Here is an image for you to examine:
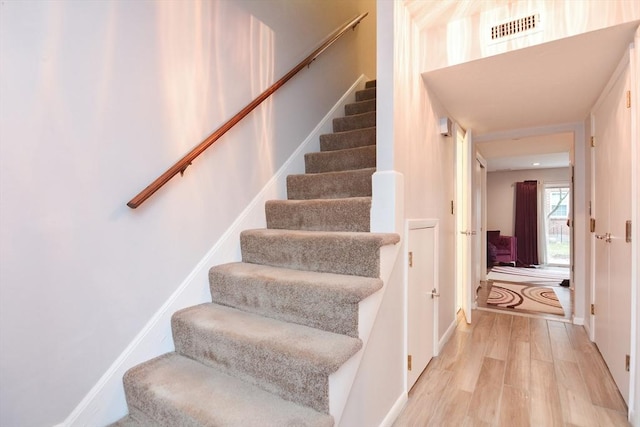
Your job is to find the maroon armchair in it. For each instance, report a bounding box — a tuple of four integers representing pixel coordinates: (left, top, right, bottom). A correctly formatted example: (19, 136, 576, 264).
(487, 230, 517, 265)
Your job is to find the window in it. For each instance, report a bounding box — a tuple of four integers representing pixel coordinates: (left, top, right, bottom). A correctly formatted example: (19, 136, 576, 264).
(548, 188, 569, 219)
(544, 185, 570, 265)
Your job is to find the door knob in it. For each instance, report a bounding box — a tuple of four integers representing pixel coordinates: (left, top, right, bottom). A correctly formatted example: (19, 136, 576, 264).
(431, 288, 440, 299)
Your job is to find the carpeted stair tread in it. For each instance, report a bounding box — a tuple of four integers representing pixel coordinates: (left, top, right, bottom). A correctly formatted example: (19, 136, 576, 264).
(304, 145, 376, 173)
(287, 168, 374, 200)
(333, 110, 375, 132)
(209, 262, 382, 336)
(365, 80, 376, 88)
(319, 127, 376, 152)
(172, 303, 361, 413)
(356, 87, 376, 101)
(240, 228, 400, 277)
(265, 197, 371, 232)
(123, 352, 333, 427)
(345, 98, 376, 115)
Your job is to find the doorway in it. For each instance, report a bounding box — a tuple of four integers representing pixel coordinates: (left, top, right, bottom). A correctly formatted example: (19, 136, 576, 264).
(406, 220, 438, 390)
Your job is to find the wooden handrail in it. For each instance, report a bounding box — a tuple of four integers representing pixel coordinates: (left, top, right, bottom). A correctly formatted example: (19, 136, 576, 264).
(127, 12, 368, 209)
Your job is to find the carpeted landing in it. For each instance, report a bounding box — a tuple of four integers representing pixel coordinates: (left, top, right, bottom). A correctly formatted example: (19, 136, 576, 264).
(112, 80, 400, 426)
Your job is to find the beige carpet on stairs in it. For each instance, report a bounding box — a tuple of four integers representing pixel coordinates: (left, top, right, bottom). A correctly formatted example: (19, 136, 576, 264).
(111, 80, 400, 427)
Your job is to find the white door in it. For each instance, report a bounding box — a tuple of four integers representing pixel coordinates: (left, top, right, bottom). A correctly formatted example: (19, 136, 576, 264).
(593, 61, 632, 404)
(456, 126, 473, 323)
(407, 224, 437, 389)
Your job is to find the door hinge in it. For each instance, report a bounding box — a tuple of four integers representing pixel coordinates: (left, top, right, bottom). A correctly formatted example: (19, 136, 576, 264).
(590, 218, 596, 233)
(626, 90, 631, 108)
(626, 220, 632, 243)
(626, 354, 630, 372)
(591, 304, 595, 315)
(591, 136, 595, 147)
(451, 200, 454, 215)
(408, 354, 412, 371)
(408, 251, 413, 267)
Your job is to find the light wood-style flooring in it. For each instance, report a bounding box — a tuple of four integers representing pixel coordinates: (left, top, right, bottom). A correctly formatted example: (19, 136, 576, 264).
(393, 310, 629, 427)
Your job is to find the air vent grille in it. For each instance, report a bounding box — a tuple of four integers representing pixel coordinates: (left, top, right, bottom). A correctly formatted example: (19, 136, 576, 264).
(491, 14, 540, 40)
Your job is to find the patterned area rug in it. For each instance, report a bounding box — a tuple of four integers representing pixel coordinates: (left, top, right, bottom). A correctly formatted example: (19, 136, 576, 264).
(486, 281, 564, 316)
(488, 266, 569, 285)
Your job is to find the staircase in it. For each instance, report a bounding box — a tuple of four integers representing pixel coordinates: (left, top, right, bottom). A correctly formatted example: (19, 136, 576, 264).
(113, 80, 400, 427)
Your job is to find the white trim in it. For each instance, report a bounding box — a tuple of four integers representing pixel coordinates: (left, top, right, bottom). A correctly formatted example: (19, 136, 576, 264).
(378, 392, 408, 427)
(591, 48, 630, 113)
(439, 319, 458, 353)
(628, 31, 640, 425)
(589, 111, 597, 341)
(58, 75, 369, 427)
(572, 317, 585, 326)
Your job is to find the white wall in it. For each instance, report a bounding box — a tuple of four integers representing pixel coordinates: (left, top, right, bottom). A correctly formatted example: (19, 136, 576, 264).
(0, 1, 375, 425)
(393, 0, 457, 351)
(391, 2, 457, 352)
(486, 167, 571, 236)
(342, 2, 457, 425)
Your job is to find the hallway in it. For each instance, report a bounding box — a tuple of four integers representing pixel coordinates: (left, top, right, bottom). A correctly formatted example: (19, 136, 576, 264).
(393, 310, 628, 426)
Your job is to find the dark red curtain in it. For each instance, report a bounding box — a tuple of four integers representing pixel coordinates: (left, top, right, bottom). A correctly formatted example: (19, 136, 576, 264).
(515, 180, 538, 266)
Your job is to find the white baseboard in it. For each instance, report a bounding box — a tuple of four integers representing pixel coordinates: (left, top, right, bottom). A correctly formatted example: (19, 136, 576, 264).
(439, 319, 458, 353)
(573, 316, 585, 326)
(58, 75, 368, 427)
(379, 392, 408, 427)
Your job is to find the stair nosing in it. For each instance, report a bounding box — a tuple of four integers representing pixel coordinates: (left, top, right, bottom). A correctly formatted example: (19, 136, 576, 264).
(288, 166, 376, 179)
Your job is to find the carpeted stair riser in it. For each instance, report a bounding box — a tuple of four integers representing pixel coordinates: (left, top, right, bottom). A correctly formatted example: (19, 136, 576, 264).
(287, 167, 374, 200)
(123, 353, 333, 427)
(333, 111, 375, 132)
(109, 413, 143, 427)
(209, 262, 382, 337)
(344, 99, 376, 115)
(265, 197, 371, 232)
(304, 145, 376, 173)
(240, 229, 399, 278)
(319, 127, 376, 152)
(365, 80, 376, 88)
(355, 87, 376, 101)
(172, 303, 361, 413)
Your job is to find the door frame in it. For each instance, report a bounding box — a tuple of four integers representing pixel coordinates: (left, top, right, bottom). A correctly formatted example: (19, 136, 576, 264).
(474, 152, 488, 284)
(455, 123, 473, 323)
(404, 218, 439, 392)
(630, 26, 640, 425)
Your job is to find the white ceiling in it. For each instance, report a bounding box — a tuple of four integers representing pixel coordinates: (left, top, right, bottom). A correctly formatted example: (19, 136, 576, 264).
(476, 132, 573, 171)
(421, 20, 639, 170)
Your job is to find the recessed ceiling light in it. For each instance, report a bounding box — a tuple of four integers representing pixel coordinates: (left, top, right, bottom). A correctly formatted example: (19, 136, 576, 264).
(532, 162, 540, 166)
